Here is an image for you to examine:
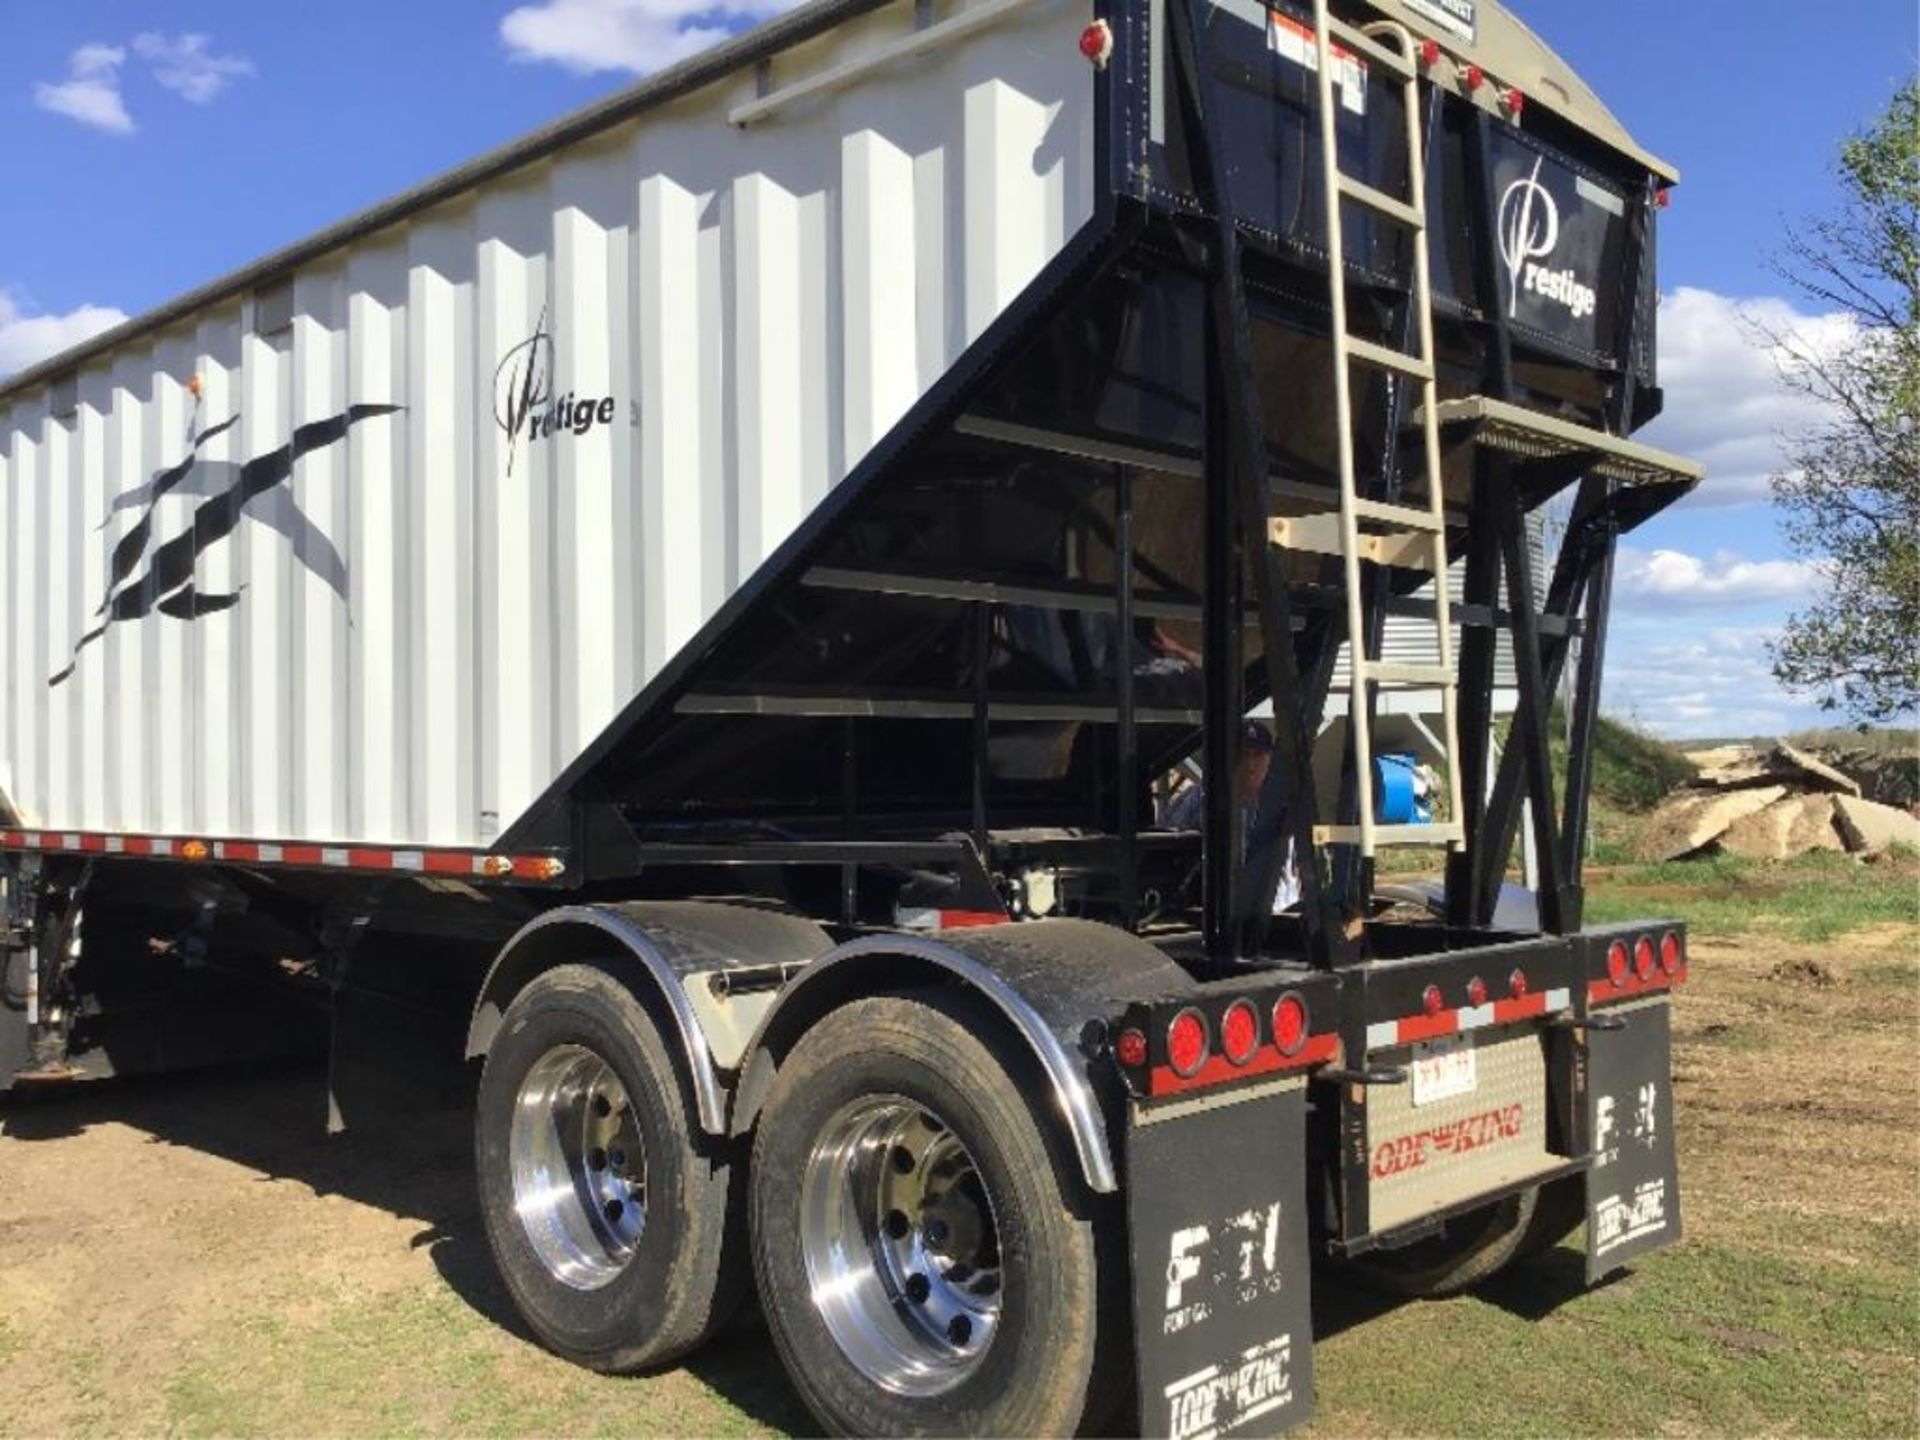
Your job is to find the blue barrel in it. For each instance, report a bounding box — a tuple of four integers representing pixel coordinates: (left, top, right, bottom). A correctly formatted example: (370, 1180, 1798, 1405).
(1374, 752, 1431, 825)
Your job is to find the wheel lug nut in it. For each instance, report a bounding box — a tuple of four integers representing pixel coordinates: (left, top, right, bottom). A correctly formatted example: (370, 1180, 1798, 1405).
(926, 1219, 950, 1244)
(883, 1209, 911, 1240)
(609, 1147, 627, 1169)
(904, 1273, 931, 1304)
(947, 1315, 972, 1346)
(889, 1145, 916, 1175)
(603, 1198, 623, 1222)
(588, 1148, 608, 1171)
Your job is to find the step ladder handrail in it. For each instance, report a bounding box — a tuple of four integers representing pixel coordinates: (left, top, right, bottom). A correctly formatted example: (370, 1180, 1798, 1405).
(1309, 0, 1377, 854)
(1310, 2, 1465, 858)
(1369, 16, 1469, 853)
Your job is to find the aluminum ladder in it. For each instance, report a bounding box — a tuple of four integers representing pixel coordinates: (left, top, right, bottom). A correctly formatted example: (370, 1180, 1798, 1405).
(1285, 1, 1466, 857)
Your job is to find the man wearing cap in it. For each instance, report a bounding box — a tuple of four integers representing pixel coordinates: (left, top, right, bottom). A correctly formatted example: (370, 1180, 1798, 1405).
(1160, 721, 1300, 911)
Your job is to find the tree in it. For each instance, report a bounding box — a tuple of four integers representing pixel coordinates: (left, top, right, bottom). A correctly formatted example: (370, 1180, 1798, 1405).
(1763, 79, 1919, 723)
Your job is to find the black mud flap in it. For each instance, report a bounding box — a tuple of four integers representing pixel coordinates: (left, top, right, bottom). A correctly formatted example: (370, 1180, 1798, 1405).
(1128, 1077, 1313, 1439)
(1584, 998, 1682, 1282)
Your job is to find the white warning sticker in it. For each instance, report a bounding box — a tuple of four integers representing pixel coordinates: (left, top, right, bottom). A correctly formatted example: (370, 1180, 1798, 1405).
(1402, 0, 1476, 43)
(1268, 13, 1368, 116)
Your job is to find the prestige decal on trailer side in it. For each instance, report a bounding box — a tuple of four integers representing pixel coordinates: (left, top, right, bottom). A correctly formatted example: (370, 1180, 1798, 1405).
(1485, 134, 1628, 355)
(492, 306, 632, 477)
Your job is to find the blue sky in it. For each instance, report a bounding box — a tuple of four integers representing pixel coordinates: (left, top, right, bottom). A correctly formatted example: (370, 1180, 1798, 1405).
(3, 0, 1915, 737)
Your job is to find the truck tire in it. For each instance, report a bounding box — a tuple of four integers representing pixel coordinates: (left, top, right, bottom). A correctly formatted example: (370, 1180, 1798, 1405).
(749, 989, 1112, 1437)
(1351, 1187, 1538, 1297)
(475, 964, 741, 1372)
(1515, 1174, 1586, 1260)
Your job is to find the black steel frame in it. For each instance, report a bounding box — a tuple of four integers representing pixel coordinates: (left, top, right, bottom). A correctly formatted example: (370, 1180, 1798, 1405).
(496, 0, 1687, 975)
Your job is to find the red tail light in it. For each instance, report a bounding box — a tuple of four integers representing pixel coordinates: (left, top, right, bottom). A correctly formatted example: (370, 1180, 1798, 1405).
(1272, 992, 1309, 1056)
(1466, 975, 1489, 1007)
(1168, 1008, 1209, 1078)
(1509, 968, 1529, 998)
(1464, 63, 1485, 91)
(1115, 1027, 1148, 1069)
(1078, 20, 1113, 68)
(1606, 940, 1630, 988)
(1633, 936, 1656, 980)
(1502, 86, 1525, 115)
(1421, 983, 1445, 1017)
(1221, 1000, 1260, 1065)
(1659, 931, 1682, 976)
(1419, 38, 1440, 66)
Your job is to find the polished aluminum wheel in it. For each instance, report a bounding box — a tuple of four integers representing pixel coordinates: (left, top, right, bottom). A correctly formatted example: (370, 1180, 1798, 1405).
(800, 1096, 1003, 1396)
(509, 1043, 648, 1290)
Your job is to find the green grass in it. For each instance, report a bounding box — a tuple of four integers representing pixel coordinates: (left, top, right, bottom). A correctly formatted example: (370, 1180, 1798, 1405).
(1582, 849, 1920, 941)
(1786, 723, 1920, 755)
(146, 1281, 795, 1440)
(1308, 1235, 1919, 1437)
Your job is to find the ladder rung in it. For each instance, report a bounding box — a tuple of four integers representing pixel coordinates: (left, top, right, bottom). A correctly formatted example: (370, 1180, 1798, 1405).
(1314, 822, 1465, 847)
(1324, 15, 1415, 77)
(1362, 531, 1435, 571)
(1361, 661, 1453, 685)
(1345, 336, 1434, 382)
(1351, 498, 1444, 531)
(1336, 174, 1423, 229)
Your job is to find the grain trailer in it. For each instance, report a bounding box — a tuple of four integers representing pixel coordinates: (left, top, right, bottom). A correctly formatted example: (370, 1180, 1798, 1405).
(0, 0, 1702, 1431)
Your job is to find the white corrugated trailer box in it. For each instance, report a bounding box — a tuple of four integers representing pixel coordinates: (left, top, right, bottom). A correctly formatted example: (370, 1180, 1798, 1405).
(0, 0, 1092, 850)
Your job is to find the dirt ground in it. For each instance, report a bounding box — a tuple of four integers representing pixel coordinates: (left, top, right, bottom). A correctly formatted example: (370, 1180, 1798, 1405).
(0, 910, 1913, 1436)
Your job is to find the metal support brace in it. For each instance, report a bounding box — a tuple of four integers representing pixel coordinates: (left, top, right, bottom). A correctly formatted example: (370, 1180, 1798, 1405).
(1172, 0, 1344, 965)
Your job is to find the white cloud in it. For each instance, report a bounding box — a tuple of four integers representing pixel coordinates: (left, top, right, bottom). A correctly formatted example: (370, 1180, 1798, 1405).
(0, 291, 128, 380)
(1603, 623, 1826, 740)
(1642, 286, 1854, 509)
(1614, 546, 1821, 608)
(33, 43, 134, 135)
(500, 0, 803, 75)
(131, 32, 254, 104)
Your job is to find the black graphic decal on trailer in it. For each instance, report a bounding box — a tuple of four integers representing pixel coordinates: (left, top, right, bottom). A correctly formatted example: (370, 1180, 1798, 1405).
(49, 403, 400, 687)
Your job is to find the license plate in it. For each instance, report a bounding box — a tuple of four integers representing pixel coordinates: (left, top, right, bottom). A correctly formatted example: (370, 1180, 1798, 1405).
(1410, 1035, 1477, 1107)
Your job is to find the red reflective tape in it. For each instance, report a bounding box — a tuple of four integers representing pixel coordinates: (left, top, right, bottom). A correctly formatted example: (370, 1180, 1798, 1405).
(938, 909, 1008, 928)
(1149, 1031, 1339, 1097)
(1491, 992, 1548, 1026)
(1589, 966, 1682, 1006)
(0, 827, 559, 884)
(1396, 1009, 1460, 1044)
